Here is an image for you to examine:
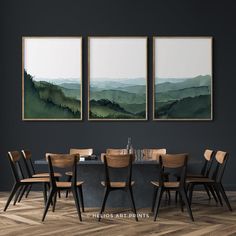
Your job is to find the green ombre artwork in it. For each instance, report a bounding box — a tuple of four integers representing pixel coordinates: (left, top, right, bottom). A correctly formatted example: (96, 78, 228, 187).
(88, 37, 147, 120)
(22, 37, 82, 120)
(153, 37, 213, 120)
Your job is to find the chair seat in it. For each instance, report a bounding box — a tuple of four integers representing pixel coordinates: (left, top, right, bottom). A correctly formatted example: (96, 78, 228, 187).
(187, 173, 205, 178)
(151, 181, 180, 188)
(56, 181, 84, 188)
(21, 177, 50, 183)
(32, 172, 62, 178)
(186, 177, 214, 183)
(101, 181, 135, 188)
(65, 171, 72, 176)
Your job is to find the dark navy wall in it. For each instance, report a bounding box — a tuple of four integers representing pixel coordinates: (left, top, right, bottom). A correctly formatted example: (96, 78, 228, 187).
(1, 0, 236, 206)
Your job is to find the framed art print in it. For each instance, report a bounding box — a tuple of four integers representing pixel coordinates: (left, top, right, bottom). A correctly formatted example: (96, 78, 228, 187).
(88, 37, 148, 120)
(153, 37, 213, 120)
(22, 37, 82, 120)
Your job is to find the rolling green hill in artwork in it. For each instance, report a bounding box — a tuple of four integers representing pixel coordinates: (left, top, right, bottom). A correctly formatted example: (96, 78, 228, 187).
(24, 71, 81, 119)
(155, 75, 212, 119)
(156, 86, 210, 102)
(115, 85, 146, 94)
(156, 75, 211, 93)
(89, 99, 144, 119)
(89, 78, 147, 119)
(90, 90, 146, 104)
(155, 95, 211, 119)
(58, 83, 81, 90)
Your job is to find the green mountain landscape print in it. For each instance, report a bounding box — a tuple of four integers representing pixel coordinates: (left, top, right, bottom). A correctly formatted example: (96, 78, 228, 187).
(24, 70, 81, 119)
(154, 75, 212, 119)
(89, 37, 147, 120)
(23, 37, 82, 120)
(89, 78, 147, 119)
(154, 37, 212, 120)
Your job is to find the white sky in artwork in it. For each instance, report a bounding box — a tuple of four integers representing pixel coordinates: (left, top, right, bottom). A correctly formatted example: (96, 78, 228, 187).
(24, 38, 82, 80)
(155, 38, 212, 79)
(89, 38, 147, 80)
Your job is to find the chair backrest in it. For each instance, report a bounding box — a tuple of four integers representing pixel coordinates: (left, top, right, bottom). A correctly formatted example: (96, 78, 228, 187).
(21, 150, 35, 177)
(103, 154, 134, 187)
(46, 153, 79, 187)
(212, 151, 228, 182)
(7, 151, 25, 182)
(159, 154, 188, 188)
(105, 154, 134, 168)
(70, 148, 93, 156)
(201, 149, 214, 177)
(106, 149, 128, 155)
(142, 148, 167, 160)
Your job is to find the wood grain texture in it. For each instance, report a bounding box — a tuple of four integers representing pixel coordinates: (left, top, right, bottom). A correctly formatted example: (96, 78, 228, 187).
(0, 191, 235, 236)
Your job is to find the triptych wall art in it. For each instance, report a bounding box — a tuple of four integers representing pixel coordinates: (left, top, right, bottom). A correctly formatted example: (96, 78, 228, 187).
(22, 36, 212, 121)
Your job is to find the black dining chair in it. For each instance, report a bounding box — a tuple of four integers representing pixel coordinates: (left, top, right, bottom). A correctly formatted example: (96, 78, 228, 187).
(42, 153, 84, 221)
(4, 151, 49, 212)
(175, 149, 215, 203)
(151, 153, 194, 221)
(187, 150, 232, 211)
(99, 154, 138, 221)
(16, 150, 62, 202)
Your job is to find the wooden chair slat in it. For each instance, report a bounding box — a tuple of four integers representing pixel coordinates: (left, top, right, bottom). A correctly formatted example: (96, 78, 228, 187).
(161, 154, 187, 168)
(215, 151, 227, 164)
(142, 148, 166, 160)
(204, 149, 214, 161)
(22, 150, 32, 160)
(105, 154, 134, 168)
(8, 151, 21, 162)
(69, 148, 93, 156)
(46, 153, 79, 168)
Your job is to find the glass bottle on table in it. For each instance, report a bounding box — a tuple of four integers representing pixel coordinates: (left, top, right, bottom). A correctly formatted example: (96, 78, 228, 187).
(126, 137, 134, 154)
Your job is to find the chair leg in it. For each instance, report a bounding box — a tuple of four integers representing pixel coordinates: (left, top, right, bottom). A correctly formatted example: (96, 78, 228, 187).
(13, 186, 23, 205)
(175, 191, 178, 204)
(179, 193, 184, 212)
(151, 187, 158, 212)
(55, 178, 61, 198)
(43, 183, 48, 205)
(219, 184, 232, 211)
(4, 184, 20, 211)
(188, 184, 194, 205)
(18, 185, 28, 203)
(72, 188, 82, 221)
(98, 187, 109, 221)
(154, 187, 163, 221)
(25, 184, 32, 198)
(179, 189, 194, 221)
(208, 185, 218, 204)
(203, 184, 211, 200)
(78, 186, 85, 212)
(213, 184, 223, 206)
(66, 176, 72, 198)
(52, 191, 57, 212)
(42, 189, 55, 222)
(128, 187, 138, 221)
(167, 190, 171, 205)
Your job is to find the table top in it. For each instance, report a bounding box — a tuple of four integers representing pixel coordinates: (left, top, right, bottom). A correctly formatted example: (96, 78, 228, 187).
(35, 159, 201, 165)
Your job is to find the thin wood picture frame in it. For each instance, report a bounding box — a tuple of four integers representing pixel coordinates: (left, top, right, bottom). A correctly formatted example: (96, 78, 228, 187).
(22, 36, 83, 121)
(153, 36, 213, 121)
(88, 36, 148, 121)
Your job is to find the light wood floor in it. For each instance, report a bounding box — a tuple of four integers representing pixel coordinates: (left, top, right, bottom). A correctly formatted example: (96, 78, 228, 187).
(0, 191, 235, 236)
